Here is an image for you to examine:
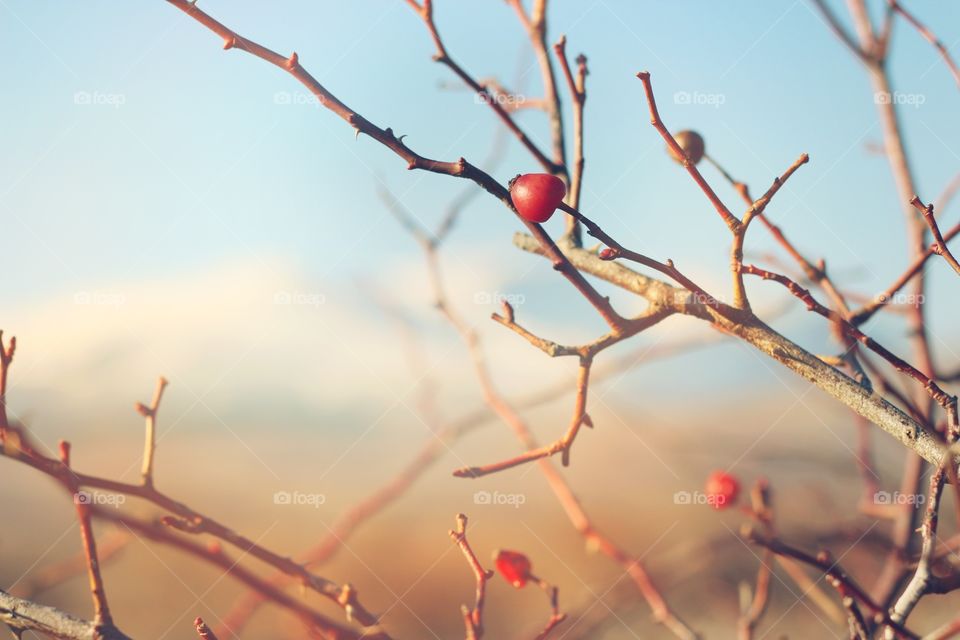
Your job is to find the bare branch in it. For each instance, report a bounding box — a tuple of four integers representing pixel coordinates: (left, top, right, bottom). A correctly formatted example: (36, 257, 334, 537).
(910, 195, 960, 276)
(449, 514, 493, 639)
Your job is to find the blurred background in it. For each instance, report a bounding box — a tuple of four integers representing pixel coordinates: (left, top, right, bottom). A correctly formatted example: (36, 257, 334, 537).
(2, 1, 960, 637)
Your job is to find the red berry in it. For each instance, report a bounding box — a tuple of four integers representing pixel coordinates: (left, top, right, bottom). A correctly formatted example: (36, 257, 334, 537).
(705, 470, 739, 510)
(509, 173, 566, 223)
(494, 549, 533, 588)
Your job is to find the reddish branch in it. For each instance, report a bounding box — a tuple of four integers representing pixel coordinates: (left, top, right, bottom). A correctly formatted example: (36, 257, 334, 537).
(195, 617, 219, 639)
(449, 514, 493, 639)
(737, 481, 774, 639)
(165, 0, 627, 335)
(108, 2, 960, 636)
(849, 219, 960, 325)
(888, 0, 960, 89)
(521, 574, 568, 640)
(820, 3, 941, 611)
(744, 528, 919, 639)
(403, 0, 559, 174)
(0, 330, 14, 436)
(887, 467, 947, 637)
(135, 376, 168, 488)
(372, 176, 697, 638)
(636, 71, 740, 232)
(910, 195, 960, 276)
(59, 440, 117, 636)
(553, 34, 588, 239)
(741, 263, 958, 426)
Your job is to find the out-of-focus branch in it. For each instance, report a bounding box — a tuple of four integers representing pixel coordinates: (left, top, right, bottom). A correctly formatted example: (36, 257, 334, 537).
(195, 617, 218, 640)
(889, 0, 960, 89)
(0, 330, 15, 437)
(505, 0, 566, 170)
(808, 0, 871, 62)
(531, 580, 567, 640)
(405, 0, 560, 174)
(849, 219, 960, 325)
(737, 481, 774, 640)
(553, 34, 587, 244)
(11, 531, 129, 600)
(216, 331, 726, 635)
(0, 337, 383, 638)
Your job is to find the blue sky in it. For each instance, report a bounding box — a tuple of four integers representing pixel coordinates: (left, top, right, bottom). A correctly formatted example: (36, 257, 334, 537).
(1, 1, 959, 427)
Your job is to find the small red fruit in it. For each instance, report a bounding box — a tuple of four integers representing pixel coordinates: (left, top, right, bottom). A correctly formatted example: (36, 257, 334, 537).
(494, 549, 533, 588)
(509, 173, 567, 223)
(705, 470, 739, 510)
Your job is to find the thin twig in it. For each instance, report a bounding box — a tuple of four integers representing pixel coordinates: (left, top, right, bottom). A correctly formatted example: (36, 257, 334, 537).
(553, 34, 588, 244)
(886, 467, 946, 637)
(60, 440, 116, 635)
(745, 527, 919, 639)
(636, 71, 741, 232)
(889, 0, 960, 89)
(449, 514, 494, 639)
(195, 617, 219, 640)
(910, 195, 960, 276)
(135, 376, 168, 488)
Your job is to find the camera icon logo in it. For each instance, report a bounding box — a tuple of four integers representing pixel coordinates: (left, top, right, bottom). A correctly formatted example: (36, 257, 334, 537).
(473, 491, 492, 505)
(273, 491, 292, 505)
